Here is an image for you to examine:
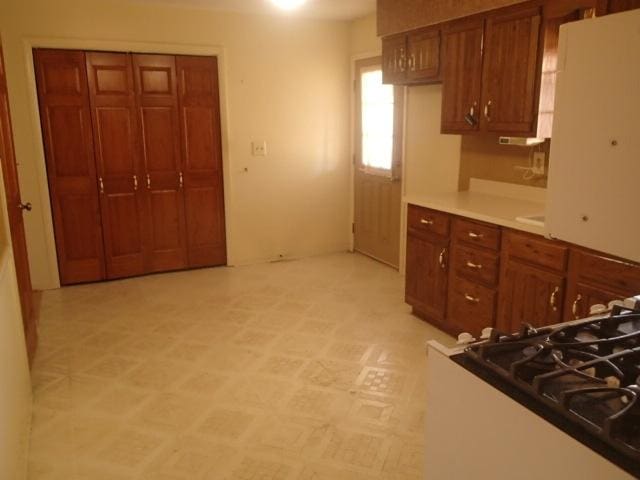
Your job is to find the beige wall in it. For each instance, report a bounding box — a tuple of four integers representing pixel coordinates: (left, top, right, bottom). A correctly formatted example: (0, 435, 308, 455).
(0, 164, 32, 479)
(458, 136, 549, 190)
(0, 0, 353, 290)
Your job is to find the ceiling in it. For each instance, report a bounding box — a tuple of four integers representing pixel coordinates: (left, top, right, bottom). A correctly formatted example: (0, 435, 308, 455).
(132, 0, 377, 21)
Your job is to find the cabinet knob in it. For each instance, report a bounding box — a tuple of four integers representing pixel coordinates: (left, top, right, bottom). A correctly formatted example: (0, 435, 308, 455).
(464, 293, 480, 304)
(550, 286, 560, 312)
(438, 247, 447, 269)
(18, 202, 32, 212)
(484, 100, 492, 122)
(571, 294, 583, 319)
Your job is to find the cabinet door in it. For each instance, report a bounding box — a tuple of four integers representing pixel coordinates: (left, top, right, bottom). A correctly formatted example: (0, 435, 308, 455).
(405, 234, 449, 323)
(34, 49, 106, 285)
(86, 52, 146, 279)
(132, 54, 188, 273)
(441, 18, 484, 133)
(176, 56, 227, 268)
(407, 28, 441, 83)
(497, 260, 565, 332)
(480, 6, 542, 135)
(608, 0, 640, 12)
(565, 283, 625, 321)
(382, 35, 407, 84)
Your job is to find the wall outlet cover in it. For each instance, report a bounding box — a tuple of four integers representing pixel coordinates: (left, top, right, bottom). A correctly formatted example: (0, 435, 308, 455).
(252, 141, 267, 156)
(532, 152, 546, 175)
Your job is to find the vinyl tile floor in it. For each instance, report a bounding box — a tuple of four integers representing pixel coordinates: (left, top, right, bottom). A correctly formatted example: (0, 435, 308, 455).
(27, 252, 455, 480)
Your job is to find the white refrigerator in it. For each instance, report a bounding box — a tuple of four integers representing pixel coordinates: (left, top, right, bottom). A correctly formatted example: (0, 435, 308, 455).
(546, 9, 640, 263)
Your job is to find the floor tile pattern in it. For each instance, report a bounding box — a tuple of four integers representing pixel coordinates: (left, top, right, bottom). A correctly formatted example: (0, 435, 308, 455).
(27, 253, 454, 479)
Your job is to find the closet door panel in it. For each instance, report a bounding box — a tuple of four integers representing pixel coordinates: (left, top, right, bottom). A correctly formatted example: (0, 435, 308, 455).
(177, 56, 226, 267)
(86, 51, 146, 279)
(133, 54, 187, 272)
(34, 49, 106, 284)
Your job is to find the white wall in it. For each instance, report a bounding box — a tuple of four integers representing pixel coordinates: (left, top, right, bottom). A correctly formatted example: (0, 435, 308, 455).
(0, 164, 32, 480)
(0, 0, 353, 290)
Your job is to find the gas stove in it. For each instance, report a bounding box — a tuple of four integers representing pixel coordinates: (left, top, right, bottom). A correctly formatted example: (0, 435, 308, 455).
(452, 297, 640, 478)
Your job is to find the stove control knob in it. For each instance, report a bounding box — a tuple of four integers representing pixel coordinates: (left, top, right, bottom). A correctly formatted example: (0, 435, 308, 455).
(480, 327, 493, 340)
(457, 332, 476, 345)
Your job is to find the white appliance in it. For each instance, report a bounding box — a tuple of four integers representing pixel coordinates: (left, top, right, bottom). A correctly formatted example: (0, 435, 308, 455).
(546, 10, 640, 263)
(424, 342, 634, 480)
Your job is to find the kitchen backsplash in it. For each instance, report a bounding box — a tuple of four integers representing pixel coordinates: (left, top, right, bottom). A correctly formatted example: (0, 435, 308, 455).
(458, 135, 550, 191)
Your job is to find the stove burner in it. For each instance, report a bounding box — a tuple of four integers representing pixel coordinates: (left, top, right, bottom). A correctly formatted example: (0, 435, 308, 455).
(464, 307, 640, 466)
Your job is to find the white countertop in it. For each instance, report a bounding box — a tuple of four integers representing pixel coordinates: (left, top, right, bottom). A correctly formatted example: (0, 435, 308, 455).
(404, 179, 547, 236)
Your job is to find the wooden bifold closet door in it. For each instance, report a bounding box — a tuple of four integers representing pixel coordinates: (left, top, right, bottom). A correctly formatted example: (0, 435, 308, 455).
(35, 49, 226, 285)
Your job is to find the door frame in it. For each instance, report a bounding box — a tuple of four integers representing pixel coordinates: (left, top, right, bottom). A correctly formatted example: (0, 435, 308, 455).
(349, 53, 409, 273)
(20, 37, 233, 289)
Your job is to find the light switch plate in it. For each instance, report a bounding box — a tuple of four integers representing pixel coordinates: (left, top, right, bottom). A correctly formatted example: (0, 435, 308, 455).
(252, 141, 267, 156)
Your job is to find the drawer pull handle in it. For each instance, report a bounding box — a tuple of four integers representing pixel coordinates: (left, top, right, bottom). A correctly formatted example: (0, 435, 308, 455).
(98, 177, 104, 194)
(464, 294, 480, 304)
(468, 231, 484, 239)
(572, 294, 583, 319)
(550, 286, 560, 312)
(466, 261, 483, 270)
(421, 218, 434, 226)
(133, 175, 138, 191)
(438, 248, 447, 269)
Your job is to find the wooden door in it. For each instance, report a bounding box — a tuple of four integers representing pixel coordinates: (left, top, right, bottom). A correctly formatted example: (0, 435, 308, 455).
(382, 35, 407, 84)
(406, 28, 441, 83)
(497, 260, 565, 332)
(441, 18, 485, 133)
(176, 56, 226, 268)
(353, 57, 403, 268)
(0, 44, 36, 363)
(608, 0, 640, 12)
(480, 5, 542, 135)
(34, 49, 106, 285)
(133, 54, 187, 273)
(405, 233, 449, 323)
(86, 52, 146, 279)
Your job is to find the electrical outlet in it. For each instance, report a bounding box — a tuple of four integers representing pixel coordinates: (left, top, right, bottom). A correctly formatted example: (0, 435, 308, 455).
(532, 152, 546, 176)
(252, 141, 267, 156)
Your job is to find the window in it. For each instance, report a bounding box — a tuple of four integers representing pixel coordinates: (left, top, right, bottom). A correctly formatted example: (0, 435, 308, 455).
(355, 59, 403, 178)
(361, 69, 395, 171)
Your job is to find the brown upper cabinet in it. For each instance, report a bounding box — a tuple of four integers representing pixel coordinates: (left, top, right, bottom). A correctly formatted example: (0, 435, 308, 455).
(440, 18, 485, 133)
(441, 3, 543, 136)
(608, 0, 640, 12)
(382, 26, 441, 85)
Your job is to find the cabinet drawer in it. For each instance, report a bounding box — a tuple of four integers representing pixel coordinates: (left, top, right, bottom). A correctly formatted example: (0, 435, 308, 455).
(453, 218, 501, 251)
(570, 248, 640, 295)
(408, 204, 450, 238)
(503, 230, 568, 272)
(448, 275, 497, 335)
(452, 245, 499, 286)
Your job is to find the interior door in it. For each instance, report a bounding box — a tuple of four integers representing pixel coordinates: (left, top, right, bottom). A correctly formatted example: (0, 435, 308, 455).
(176, 55, 227, 268)
(86, 52, 146, 279)
(441, 18, 484, 133)
(353, 57, 403, 268)
(0, 44, 36, 363)
(480, 5, 542, 135)
(133, 54, 187, 273)
(34, 49, 106, 285)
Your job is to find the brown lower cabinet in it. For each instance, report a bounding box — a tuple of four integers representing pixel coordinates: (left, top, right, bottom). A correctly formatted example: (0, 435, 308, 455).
(405, 204, 640, 337)
(34, 49, 226, 285)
